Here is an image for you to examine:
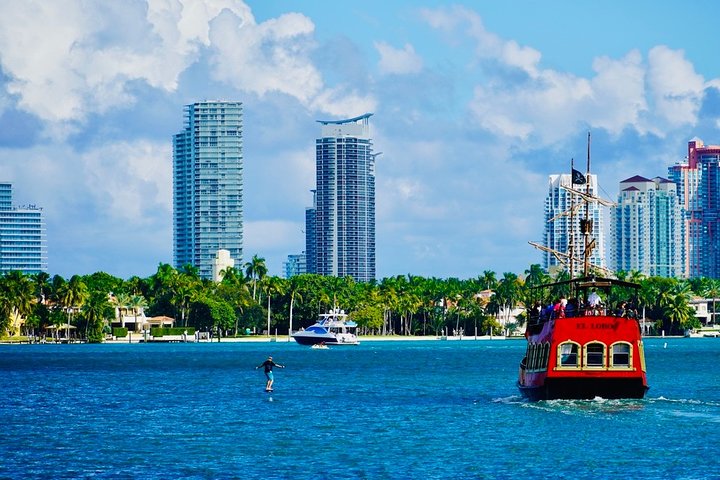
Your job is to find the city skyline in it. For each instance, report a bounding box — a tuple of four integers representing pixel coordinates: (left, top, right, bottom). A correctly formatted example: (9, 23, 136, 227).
(2, 1, 720, 280)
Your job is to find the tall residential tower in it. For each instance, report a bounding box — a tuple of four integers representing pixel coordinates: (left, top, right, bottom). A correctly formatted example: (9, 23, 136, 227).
(610, 176, 685, 277)
(668, 139, 720, 278)
(306, 113, 376, 282)
(0, 183, 47, 274)
(173, 101, 243, 279)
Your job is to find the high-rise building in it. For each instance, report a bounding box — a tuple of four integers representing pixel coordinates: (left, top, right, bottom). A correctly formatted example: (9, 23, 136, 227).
(610, 176, 685, 277)
(668, 139, 720, 278)
(542, 173, 605, 273)
(173, 101, 243, 279)
(0, 183, 47, 274)
(283, 253, 307, 279)
(304, 190, 317, 275)
(306, 113, 376, 282)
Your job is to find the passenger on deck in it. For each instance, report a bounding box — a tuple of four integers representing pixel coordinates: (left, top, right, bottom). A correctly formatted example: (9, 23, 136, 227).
(542, 301, 554, 321)
(565, 298, 579, 317)
(553, 298, 566, 318)
(529, 302, 542, 322)
(587, 288, 602, 315)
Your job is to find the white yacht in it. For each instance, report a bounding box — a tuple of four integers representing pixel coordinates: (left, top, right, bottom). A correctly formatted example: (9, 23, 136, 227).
(292, 309, 359, 346)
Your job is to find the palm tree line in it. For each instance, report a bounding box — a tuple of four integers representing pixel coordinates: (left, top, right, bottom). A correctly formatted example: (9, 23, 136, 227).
(0, 258, 715, 341)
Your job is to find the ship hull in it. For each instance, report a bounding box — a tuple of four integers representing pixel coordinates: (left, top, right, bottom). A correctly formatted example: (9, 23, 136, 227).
(518, 377, 649, 401)
(292, 334, 358, 346)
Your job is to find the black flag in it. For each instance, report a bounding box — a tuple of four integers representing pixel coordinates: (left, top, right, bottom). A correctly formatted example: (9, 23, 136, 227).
(572, 169, 586, 185)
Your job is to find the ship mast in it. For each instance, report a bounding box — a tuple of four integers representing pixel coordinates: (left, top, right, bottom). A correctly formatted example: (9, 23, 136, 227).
(582, 131, 592, 277)
(569, 158, 576, 279)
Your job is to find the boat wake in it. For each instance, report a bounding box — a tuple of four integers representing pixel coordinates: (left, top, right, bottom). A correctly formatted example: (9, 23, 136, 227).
(650, 396, 720, 407)
(514, 397, 645, 415)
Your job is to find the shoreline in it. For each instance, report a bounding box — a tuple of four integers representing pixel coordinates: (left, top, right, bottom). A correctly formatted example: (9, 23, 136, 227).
(1, 334, 691, 345)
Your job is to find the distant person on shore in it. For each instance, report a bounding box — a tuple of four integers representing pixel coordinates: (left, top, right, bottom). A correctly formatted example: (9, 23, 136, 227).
(256, 356, 284, 391)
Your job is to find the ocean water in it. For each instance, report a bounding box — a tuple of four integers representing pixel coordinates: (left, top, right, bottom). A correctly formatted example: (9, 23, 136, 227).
(1, 338, 719, 479)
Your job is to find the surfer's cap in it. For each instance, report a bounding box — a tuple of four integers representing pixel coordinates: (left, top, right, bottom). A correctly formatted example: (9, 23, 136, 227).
(268, 356, 272, 359)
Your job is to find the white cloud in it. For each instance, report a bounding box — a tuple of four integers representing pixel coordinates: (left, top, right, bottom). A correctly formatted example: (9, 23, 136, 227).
(80, 140, 172, 225)
(646, 45, 705, 130)
(0, 0, 253, 130)
(420, 6, 707, 146)
(207, 9, 320, 102)
(375, 41, 423, 75)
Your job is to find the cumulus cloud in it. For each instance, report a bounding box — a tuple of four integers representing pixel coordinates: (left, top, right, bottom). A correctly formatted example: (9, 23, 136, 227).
(375, 41, 423, 75)
(0, 140, 171, 225)
(645, 45, 705, 130)
(207, 8, 376, 117)
(80, 140, 172, 224)
(420, 5, 709, 146)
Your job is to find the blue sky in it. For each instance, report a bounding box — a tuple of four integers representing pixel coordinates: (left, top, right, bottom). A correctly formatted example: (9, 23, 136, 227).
(1, 0, 720, 280)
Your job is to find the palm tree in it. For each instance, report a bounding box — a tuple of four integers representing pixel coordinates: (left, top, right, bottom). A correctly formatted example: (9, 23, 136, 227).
(217, 266, 251, 335)
(286, 275, 305, 341)
(480, 270, 498, 290)
(0, 271, 36, 337)
(664, 288, 694, 335)
(57, 275, 89, 340)
(244, 255, 267, 301)
(83, 292, 112, 343)
(32, 271, 51, 305)
(262, 276, 286, 337)
(111, 292, 131, 328)
(128, 294, 148, 333)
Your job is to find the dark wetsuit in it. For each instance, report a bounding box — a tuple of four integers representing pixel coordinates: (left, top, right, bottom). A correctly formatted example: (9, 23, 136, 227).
(258, 359, 283, 380)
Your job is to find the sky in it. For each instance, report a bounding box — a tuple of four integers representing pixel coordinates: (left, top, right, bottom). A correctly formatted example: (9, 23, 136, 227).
(1, 0, 720, 281)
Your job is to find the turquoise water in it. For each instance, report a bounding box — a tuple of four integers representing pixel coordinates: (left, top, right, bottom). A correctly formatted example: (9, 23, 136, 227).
(1, 338, 719, 479)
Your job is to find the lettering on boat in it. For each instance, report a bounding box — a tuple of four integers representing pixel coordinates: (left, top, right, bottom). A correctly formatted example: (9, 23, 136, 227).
(574, 320, 620, 331)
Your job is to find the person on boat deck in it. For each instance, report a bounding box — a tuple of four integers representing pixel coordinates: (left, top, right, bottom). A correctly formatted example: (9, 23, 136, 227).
(542, 301, 555, 321)
(530, 301, 542, 320)
(620, 301, 638, 319)
(552, 298, 566, 318)
(256, 356, 284, 391)
(587, 288, 602, 313)
(565, 298, 579, 317)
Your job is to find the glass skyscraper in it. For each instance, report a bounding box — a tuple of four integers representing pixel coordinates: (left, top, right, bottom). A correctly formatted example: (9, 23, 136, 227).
(173, 101, 243, 279)
(542, 173, 605, 274)
(610, 175, 685, 277)
(0, 183, 47, 274)
(306, 113, 376, 282)
(668, 139, 720, 278)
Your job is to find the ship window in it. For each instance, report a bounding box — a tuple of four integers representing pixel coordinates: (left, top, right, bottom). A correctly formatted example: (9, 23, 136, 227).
(541, 342, 550, 370)
(528, 343, 537, 371)
(557, 342, 579, 369)
(584, 342, 606, 368)
(610, 342, 632, 368)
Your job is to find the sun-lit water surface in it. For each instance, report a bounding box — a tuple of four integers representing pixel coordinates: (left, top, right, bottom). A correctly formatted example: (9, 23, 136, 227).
(1, 338, 719, 479)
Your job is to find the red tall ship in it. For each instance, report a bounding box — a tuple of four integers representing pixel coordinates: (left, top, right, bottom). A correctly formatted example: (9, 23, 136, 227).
(518, 134, 649, 401)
